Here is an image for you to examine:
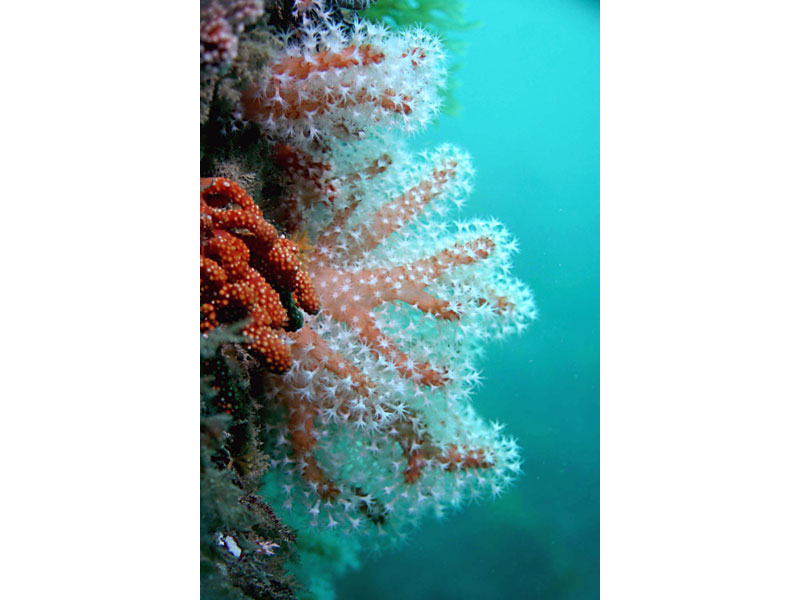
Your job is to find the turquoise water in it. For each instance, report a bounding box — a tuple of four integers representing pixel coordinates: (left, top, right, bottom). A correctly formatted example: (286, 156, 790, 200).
(337, 1, 599, 598)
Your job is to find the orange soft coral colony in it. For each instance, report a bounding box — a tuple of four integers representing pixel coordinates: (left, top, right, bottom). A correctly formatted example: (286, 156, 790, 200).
(200, 177, 321, 372)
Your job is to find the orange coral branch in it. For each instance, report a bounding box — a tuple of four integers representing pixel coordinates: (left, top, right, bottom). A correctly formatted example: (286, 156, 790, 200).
(200, 177, 320, 372)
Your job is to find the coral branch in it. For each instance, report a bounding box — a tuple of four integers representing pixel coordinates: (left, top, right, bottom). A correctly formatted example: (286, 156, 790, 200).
(350, 159, 460, 253)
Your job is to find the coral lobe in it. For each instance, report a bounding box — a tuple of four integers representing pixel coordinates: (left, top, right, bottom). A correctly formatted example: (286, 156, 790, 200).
(201, 176, 320, 373)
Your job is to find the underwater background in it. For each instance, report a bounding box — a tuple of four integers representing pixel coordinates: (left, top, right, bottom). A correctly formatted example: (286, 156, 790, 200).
(336, 0, 599, 598)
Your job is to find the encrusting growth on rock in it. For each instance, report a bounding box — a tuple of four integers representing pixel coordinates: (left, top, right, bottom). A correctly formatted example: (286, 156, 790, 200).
(201, 0, 266, 69)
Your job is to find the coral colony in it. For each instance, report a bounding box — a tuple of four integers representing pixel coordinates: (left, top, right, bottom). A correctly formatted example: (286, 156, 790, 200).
(201, 1, 534, 597)
(262, 138, 531, 532)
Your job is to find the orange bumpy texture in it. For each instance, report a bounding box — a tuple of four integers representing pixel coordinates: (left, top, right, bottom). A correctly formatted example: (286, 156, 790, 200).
(200, 177, 320, 372)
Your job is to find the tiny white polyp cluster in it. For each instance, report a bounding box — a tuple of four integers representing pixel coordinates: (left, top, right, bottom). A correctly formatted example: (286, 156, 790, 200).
(240, 12, 447, 144)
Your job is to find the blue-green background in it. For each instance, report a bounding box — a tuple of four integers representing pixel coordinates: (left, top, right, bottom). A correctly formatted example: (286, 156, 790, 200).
(338, 0, 599, 597)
